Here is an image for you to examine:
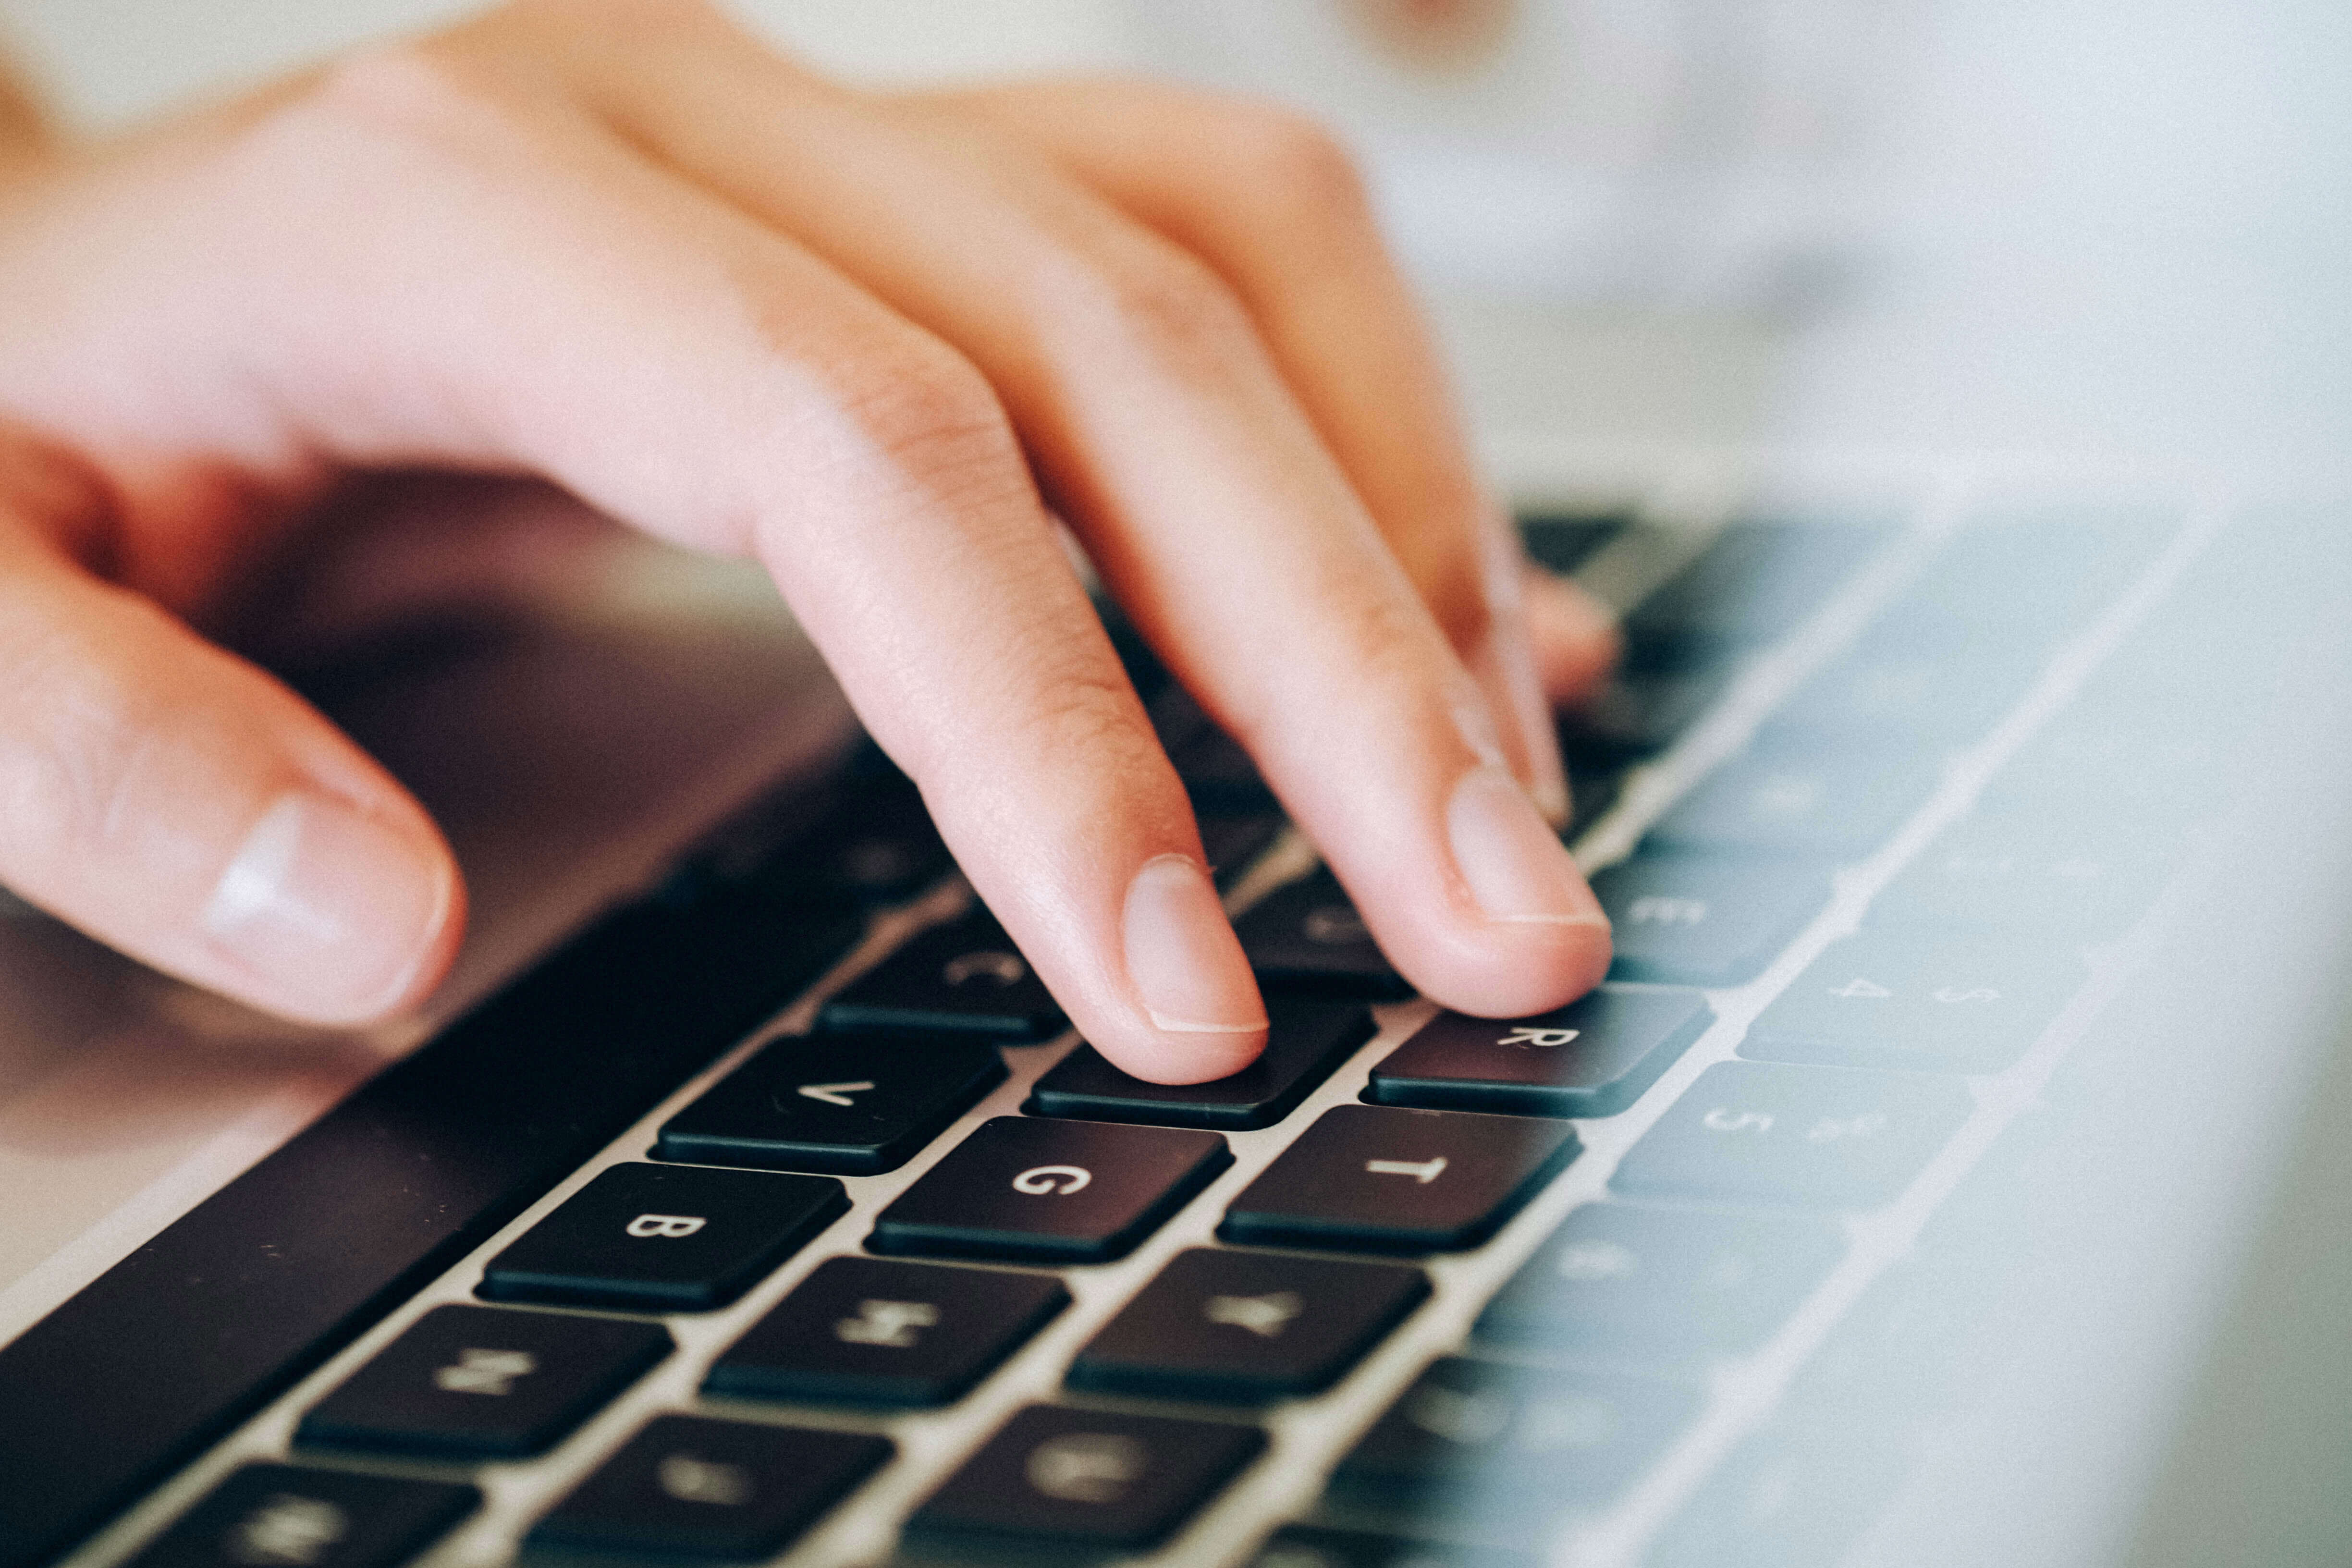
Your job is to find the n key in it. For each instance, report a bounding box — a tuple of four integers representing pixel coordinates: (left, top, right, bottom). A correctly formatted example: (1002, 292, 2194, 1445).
(297, 1306, 671, 1460)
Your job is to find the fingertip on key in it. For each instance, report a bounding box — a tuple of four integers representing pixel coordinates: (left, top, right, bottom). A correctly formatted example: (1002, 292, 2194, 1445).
(1116, 853, 1270, 1085)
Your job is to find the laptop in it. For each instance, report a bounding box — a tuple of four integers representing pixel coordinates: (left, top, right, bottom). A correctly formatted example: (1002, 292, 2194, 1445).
(3, 2, 2350, 1566)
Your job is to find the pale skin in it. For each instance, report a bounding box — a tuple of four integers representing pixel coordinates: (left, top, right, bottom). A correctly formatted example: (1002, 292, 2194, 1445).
(0, 0, 1618, 1085)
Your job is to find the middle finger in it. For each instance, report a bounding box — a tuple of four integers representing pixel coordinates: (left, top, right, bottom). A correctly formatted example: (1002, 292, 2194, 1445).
(525, 14, 1610, 1017)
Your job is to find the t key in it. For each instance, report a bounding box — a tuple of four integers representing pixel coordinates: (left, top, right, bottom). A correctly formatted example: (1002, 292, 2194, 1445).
(658, 1032, 1006, 1174)
(707, 1256, 1070, 1407)
(869, 1117, 1232, 1264)
(478, 1164, 846, 1312)
(1218, 1106, 1580, 1254)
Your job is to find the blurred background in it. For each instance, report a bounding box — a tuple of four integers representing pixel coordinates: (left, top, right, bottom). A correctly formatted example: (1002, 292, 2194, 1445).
(4, 0, 2343, 472)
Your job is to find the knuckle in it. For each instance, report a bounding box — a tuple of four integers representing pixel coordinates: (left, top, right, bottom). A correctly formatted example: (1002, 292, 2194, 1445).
(0, 598, 164, 880)
(1079, 244, 1257, 372)
(829, 337, 1023, 495)
(1221, 103, 1372, 221)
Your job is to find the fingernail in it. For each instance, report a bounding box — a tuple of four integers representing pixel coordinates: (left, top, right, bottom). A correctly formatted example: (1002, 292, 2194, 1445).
(203, 791, 453, 1020)
(1446, 766, 1609, 925)
(1122, 854, 1268, 1035)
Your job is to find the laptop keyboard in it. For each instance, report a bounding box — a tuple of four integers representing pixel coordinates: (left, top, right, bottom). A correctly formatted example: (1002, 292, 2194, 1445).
(15, 485, 2326, 1568)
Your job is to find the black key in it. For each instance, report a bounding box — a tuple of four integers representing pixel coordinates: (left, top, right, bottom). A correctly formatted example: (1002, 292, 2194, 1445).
(803, 767, 951, 904)
(1868, 815, 2181, 939)
(909, 1404, 1264, 1553)
(0, 845, 859, 1568)
(1200, 811, 1288, 891)
(1622, 521, 1879, 669)
(1592, 856, 1832, 986)
(1150, 686, 1276, 811)
(296, 1305, 671, 1460)
(1611, 1062, 1971, 1209)
(1740, 933, 2083, 1074)
(527, 1414, 891, 1561)
(1643, 743, 1939, 859)
(478, 1164, 845, 1312)
(1366, 987, 1712, 1118)
(707, 1256, 1069, 1407)
(1519, 509, 1629, 576)
(1028, 999, 1374, 1130)
(124, 1465, 477, 1568)
(1217, 1106, 1579, 1255)
(1556, 667, 1731, 759)
(1564, 754, 1628, 840)
(1066, 1249, 1428, 1404)
(821, 908, 1063, 1042)
(1331, 1358, 1698, 1528)
(869, 1116, 1231, 1264)
(1244, 1525, 1537, 1568)
(658, 1033, 1005, 1175)
(1236, 872, 1414, 1001)
(1474, 1205, 1845, 1371)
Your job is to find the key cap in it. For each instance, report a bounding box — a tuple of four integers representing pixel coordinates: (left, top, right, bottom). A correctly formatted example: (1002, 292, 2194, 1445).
(1366, 987, 1712, 1118)
(1868, 815, 2181, 939)
(1564, 754, 1628, 840)
(1765, 641, 2045, 749)
(1621, 520, 1879, 669)
(1740, 933, 2083, 1074)
(526, 1414, 892, 1561)
(658, 1033, 1006, 1175)
(1200, 811, 1288, 891)
(296, 1305, 671, 1460)
(124, 1465, 477, 1568)
(1592, 856, 1832, 986)
(1331, 1358, 1699, 1530)
(1474, 1205, 1845, 1371)
(1218, 1106, 1579, 1255)
(1066, 1249, 1429, 1404)
(908, 1404, 1265, 1553)
(1643, 743, 1940, 859)
(1236, 872, 1414, 1001)
(1244, 1525, 1538, 1568)
(1556, 667, 1732, 759)
(1028, 999, 1374, 1130)
(1861, 512, 2166, 658)
(821, 908, 1063, 1042)
(1519, 508, 1630, 576)
(869, 1117, 1231, 1264)
(1611, 1062, 1971, 1209)
(706, 1256, 1069, 1407)
(478, 1164, 845, 1312)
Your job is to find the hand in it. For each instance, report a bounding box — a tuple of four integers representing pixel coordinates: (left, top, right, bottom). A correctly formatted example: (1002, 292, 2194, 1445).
(0, 0, 1616, 1083)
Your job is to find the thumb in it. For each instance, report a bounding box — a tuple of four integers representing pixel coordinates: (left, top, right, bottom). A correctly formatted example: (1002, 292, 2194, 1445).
(0, 522, 463, 1025)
